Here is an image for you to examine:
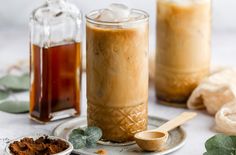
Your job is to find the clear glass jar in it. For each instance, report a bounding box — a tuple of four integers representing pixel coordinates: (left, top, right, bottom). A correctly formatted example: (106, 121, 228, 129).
(155, 0, 211, 107)
(29, 0, 82, 123)
(86, 6, 149, 142)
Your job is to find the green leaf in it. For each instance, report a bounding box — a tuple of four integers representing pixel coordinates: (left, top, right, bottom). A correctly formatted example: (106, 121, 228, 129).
(0, 101, 29, 113)
(71, 128, 85, 136)
(0, 90, 9, 100)
(68, 126, 102, 149)
(85, 127, 102, 148)
(69, 134, 86, 149)
(205, 134, 235, 151)
(85, 141, 97, 148)
(230, 136, 236, 147)
(205, 134, 236, 155)
(203, 148, 236, 155)
(0, 73, 29, 91)
(85, 127, 102, 137)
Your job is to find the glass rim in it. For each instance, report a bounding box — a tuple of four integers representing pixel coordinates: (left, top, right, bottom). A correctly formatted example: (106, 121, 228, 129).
(86, 9, 149, 26)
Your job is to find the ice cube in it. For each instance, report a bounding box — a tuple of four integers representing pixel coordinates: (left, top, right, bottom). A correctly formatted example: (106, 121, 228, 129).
(97, 9, 115, 22)
(108, 3, 130, 22)
(96, 3, 131, 22)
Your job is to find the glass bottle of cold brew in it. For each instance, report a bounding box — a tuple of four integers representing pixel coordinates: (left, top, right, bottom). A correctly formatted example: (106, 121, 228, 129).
(29, 0, 82, 123)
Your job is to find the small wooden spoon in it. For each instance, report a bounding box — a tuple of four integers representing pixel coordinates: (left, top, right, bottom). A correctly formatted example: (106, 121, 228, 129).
(134, 112, 197, 152)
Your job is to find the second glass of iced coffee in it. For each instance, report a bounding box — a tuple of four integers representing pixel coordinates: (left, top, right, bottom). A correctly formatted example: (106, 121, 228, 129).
(155, 0, 211, 107)
(86, 4, 149, 142)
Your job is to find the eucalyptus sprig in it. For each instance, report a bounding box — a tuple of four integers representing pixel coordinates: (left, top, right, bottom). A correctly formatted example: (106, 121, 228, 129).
(69, 127, 102, 149)
(0, 73, 29, 91)
(204, 134, 236, 155)
(0, 73, 29, 113)
(0, 90, 10, 100)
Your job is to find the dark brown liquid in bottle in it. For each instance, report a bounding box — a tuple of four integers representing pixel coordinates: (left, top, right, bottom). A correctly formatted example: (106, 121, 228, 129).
(30, 42, 81, 122)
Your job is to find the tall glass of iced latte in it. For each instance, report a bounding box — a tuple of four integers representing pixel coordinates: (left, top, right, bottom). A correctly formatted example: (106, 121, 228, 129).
(86, 4, 149, 142)
(155, 0, 211, 107)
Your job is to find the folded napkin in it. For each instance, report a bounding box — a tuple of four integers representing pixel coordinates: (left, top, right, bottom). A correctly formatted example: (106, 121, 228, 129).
(187, 68, 236, 115)
(186, 68, 236, 134)
(215, 100, 236, 134)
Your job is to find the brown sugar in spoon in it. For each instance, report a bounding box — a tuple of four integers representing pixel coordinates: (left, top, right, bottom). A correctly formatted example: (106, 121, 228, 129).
(134, 112, 197, 152)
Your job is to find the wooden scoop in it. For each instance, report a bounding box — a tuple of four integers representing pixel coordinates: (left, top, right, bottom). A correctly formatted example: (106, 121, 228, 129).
(134, 112, 197, 151)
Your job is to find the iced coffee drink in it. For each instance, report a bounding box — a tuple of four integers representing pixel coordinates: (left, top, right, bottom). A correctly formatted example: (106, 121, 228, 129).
(155, 0, 211, 107)
(86, 4, 149, 142)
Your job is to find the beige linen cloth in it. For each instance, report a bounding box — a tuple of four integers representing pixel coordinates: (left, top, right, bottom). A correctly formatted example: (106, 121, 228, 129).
(187, 68, 236, 134)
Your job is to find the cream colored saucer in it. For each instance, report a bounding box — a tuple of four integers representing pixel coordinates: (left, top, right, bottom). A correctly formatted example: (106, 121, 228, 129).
(53, 116, 186, 155)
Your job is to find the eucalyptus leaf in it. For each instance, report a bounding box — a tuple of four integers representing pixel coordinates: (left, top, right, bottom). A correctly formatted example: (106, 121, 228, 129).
(85, 127, 102, 137)
(69, 134, 86, 149)
(85, 127, 102, 142)
(230, 136, 236, 145)
(0, 73, 29, 91)
(205, 134, 235, 151)
(205, 134, 236, 155)
(203, 149, 236, 155)
(0, 101, 29, 113)
(71, 128, 85, 136)
(85, 141, 97, 148)
(0, 90, 9, 100)
(68, 126, 102, 149)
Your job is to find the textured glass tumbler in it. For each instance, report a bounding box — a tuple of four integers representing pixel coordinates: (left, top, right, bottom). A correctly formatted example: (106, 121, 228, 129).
(155, 0, 211, 107)
(86, 9, 149, 142)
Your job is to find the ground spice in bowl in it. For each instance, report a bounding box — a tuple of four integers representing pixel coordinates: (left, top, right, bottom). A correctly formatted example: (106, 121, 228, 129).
(9, 136, 69, 155)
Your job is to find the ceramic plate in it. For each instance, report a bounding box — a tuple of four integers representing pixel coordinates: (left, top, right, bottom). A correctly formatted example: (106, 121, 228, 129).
(53, 116, 186, 155)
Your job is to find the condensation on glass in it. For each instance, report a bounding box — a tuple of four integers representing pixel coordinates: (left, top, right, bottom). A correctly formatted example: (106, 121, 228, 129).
(29, 0, 82, 123)
(155, 0, 212, 107)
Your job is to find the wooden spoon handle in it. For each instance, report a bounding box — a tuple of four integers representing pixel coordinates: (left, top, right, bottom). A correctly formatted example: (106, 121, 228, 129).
(156, 112, 197, 132)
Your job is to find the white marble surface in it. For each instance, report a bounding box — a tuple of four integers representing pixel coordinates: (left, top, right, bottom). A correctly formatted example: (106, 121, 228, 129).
(0, 29, 236, 155)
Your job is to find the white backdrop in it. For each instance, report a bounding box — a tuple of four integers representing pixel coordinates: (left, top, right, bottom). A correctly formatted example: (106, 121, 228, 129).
(0, 0, 236, 32)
